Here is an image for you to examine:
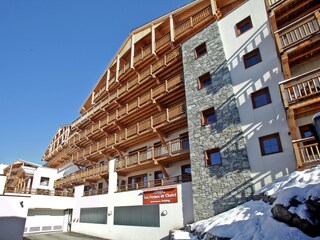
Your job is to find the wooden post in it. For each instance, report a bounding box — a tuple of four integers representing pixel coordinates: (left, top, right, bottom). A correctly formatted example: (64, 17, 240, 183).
(130, 34, 135, 68)
(287, 109, 298, 140)
(281, 53, 291, 79)
(151, 24, 156, 54)
(106, 69, 110, 91)
(170, 15, 175, 42)
(116, 55, 120, 82)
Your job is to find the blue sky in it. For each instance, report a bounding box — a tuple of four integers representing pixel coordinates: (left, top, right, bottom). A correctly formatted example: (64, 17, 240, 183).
(0, 0, 192, 165)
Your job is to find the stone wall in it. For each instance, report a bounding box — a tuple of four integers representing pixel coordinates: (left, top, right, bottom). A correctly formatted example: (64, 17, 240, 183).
(182, 22, 253, 220)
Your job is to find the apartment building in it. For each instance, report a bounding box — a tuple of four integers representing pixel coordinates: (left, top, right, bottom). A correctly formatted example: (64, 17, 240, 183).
(2, 0, 319, 239)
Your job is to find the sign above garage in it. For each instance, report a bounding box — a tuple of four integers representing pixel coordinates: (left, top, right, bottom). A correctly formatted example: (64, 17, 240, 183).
(143, 188, 178, 205)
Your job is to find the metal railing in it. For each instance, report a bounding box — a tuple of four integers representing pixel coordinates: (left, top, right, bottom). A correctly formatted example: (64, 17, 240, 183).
(292, 137, 320, 168)
(279, 67, 320, 107)
(115, 137, 189, 170)
(117, 174, 192, 192)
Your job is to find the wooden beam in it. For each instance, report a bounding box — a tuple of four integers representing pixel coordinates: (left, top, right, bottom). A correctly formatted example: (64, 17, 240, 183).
(153, 128, 167, 143)
(130, 34, 135, 68)
(152, 99, 164, 112)
(112, 146, 125, 157)
(211, 0, 222, 19)
(106, 69, 110, 91)
(169, 15, 175, 42)
(281, 53, 291, 79)
(159, 164, 169, 178)
(287, 109, 298, 140)
(116, 55, 120, 82)
(151, 24, 156, 54)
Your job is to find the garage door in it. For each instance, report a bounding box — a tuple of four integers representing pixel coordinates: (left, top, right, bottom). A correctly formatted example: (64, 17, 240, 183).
(24, 209, 66, 234)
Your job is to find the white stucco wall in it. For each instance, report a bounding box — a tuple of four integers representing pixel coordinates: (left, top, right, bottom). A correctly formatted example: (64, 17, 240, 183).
(218, 0, 296, 190)
(32, 167, 57, 190)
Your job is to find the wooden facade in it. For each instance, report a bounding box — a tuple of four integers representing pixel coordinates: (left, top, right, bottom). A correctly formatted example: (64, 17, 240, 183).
(267, 0, 320, 169)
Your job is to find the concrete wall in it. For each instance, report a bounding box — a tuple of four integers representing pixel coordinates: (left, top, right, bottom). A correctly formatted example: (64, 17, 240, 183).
(182, 21, 253, 220)
(32, 167, 57, 190)
(217, 0, 296, 190)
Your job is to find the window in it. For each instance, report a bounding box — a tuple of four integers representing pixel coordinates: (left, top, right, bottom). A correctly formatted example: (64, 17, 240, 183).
(259, 133, 283, 155)
(180, 132, 189, 150)
(40, 177, 49, 186)
(236, 16, 253, 36)
(198, 72, 211, 89)
(202, 107, 217, 125)
(195, 42, 207, 59)
(205, 148, 221, 166)
(251, 87, 272, 109)
(80, 207, 108, 224)
(243, 48, 261, 69)
(114, 205, 159, 227)
(128, 174, 147, 190)
(181, 164, 191, 182)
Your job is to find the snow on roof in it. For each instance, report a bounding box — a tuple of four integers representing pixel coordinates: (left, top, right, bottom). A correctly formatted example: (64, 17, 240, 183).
(172, 166, 320, 240)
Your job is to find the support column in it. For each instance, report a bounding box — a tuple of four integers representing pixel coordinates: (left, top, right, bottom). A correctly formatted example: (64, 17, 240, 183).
(116, 55, 120, 82)
(170, 15, 175, 42)
(106, 69, 110, 91)
(130, 34, 135, 68)
(151, 24, 156, 54)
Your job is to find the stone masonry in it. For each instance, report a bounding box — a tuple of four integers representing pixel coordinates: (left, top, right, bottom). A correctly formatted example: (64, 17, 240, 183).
(182, 22, 253, 221)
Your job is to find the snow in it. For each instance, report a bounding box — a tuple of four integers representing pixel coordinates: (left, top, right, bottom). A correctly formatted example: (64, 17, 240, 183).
(173, 166, 320, 240)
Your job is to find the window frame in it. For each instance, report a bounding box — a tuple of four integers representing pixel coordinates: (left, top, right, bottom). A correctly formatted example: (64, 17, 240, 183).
(195, 42, 207, 59)
(202, 107, 217, 125)
(251, 87, 272, 109)
(236, 16, 253, 36)
(198, 72, 212, 89)
(243, 48, 262, 69)
(205, 148, 221, 166)
(259, 133, 283, 156)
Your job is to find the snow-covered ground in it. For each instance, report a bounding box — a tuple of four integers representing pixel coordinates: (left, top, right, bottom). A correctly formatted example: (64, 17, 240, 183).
(172, 166, 320, 240)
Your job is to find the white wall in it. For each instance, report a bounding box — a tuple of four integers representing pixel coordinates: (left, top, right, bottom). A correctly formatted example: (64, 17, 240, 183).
(32, 167, 57, 190)
(71, 182, 193, 240)
(218, 0, 296, 190)
(0, 175, 6, 194)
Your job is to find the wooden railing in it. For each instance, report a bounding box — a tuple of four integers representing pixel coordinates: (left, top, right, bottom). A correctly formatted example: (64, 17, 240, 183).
(54, 164, 109, 188)
(175, 6, 212, 38)
(279, 67, 320, 107)
(115, 137, 189, 170)
(73, 74, 183, 143)
(71, 47, 181, 129)
(83, 188, 108, 196)
(117, 174, 192, 192)
(292, 137, 320, 168)
(155, 33, 171, 50)
(265, 0, 283, 9)
(275, 10, 320, 52)
(71, 103, 186, 162)
(4, 188, 74, 197)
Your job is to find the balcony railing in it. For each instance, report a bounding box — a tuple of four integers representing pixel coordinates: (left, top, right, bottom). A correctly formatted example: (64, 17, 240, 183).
(292, 137, 320, 168)
(117, 174, 191, 192)
(265, 0, 283, 9)
(275, 10, 320, 53)
(83, 188, 108, 196)
(4, 188, 74, 197)
(71, 47, 181, 129)
(175, 6, 212, 38)
(279, 67, 320, 107)
(54, 164, 109, 188)
(115, 137, 189, 170)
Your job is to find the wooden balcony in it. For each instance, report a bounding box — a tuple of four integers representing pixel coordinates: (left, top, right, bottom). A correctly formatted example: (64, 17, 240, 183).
(70, 103, 187, 164)
(117, 174, 191, 192)
(275, 9, 320, 53)
(54, 164, 109, 189)
(115, 137, 189, 174)
(279, 67, 320, 108)
(292, 137, 320, 169)
(4, 188, 74, 197)
(73, 74, 184, 144)
(175, 6, 212, 39)
(71, 47, 181, 130)
(83, 188, 108, 196)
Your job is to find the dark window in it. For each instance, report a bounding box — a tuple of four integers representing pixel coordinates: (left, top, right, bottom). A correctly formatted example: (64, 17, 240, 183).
(181, 164, 191, 182)
(205, 148, 221, 166)
(128, 174, 147, 190)
(236, 16, 253, 36)
(98, 182, 103, 189)
(195, 42, 207, 59)
(154, 171, 163, 180)
(114, 205, 159, 227)
(198, 72, 211, 89)
(80, 207, 108, 224)
(259, 133, 283, 155)
(251, 87, 272, 109)
(243, 48, 261, 69)
(180, 132, 189, 150)
(202, 107, 217, 125)
(300, 124, 314, 138)
(40, 177, 49, 186)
